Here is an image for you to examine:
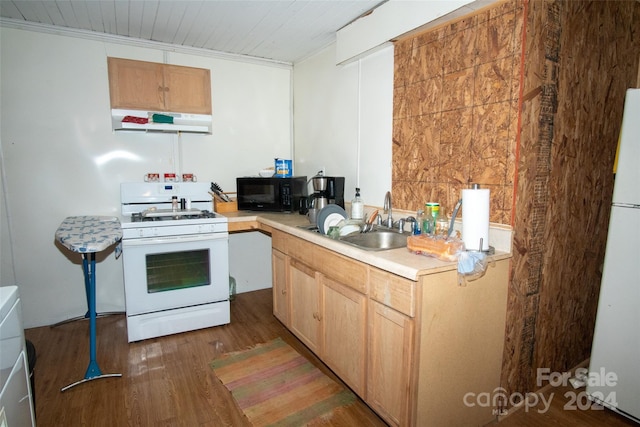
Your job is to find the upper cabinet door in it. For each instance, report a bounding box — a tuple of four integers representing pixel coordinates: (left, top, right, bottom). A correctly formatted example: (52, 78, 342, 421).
(107, 57, 212, 115)
(164, 64, 212, 114)
(108, 58, 165, 111)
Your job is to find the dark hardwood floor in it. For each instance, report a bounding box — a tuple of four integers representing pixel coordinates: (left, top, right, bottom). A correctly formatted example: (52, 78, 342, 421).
(491, 384, 638, 427)
(25, 289, 385, 427)
(25, 288, 638, 427)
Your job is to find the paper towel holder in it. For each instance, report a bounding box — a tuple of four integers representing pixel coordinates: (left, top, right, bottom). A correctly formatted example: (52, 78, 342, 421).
(468, 237, 495, 254)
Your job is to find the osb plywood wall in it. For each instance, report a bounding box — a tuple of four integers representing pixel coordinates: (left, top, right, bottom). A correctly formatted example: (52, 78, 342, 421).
(507, 0, 639, 400)
(532, 0, 640, 382)
(392, 0, 640, 402)
(392, 0, 523, 224)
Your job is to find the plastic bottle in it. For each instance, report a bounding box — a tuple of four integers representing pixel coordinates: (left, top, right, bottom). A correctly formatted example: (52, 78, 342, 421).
(424, 202, 440, 234)
(351, 188, 364, 221)
(415, 209, 424, 235)
(428, 202, 440, 220)
(436, 213, 449, 236)
(171, 196, 178, 212)
(423, 204, 432, 234)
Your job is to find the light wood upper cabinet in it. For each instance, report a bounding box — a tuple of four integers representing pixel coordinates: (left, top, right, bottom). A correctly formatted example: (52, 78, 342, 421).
(107, 57, 212, 114)
(162, 64, 212, 114)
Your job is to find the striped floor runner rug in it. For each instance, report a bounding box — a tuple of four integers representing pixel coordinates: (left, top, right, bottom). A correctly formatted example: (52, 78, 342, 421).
(210, 337, 356, 427)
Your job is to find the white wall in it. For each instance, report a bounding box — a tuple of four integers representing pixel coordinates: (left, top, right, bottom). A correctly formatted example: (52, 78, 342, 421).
(293, 42, 394, 208)
(229, 231, 273, 293)
(0, 27, 290, 327)
(0, 27, 395, 328)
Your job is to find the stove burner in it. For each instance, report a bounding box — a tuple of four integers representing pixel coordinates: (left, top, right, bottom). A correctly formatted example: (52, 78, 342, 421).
(131, 210, 217, 222)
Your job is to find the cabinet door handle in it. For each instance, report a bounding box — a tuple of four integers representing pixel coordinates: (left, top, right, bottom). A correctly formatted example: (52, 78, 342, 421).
(281, 289, 286, 295)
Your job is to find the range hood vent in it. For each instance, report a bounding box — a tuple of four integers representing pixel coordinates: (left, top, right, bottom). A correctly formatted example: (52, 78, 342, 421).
(111, 109, 212, 134)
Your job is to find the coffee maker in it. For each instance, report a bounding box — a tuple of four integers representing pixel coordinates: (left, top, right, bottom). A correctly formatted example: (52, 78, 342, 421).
(311, 176, 329, 210)
(325, 176, 345, 208)
(301, 175, 346, 216)
(309, 176, 345, 209)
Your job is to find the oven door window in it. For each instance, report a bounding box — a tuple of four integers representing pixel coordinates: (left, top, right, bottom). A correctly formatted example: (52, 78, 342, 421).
(146, 249, 210, 293)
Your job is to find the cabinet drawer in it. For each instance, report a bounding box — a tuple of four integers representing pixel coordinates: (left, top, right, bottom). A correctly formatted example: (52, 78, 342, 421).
(294, 238, 368, 293)
(318, 247, 368, 293)
(369, 268, 416, 317)
(290, 258, 316, 278)
(272, 230, 288, 253)
(272, 232, 367, 293)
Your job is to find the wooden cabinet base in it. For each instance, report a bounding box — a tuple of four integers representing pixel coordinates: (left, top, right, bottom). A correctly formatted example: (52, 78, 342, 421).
(271, 229, 509, 427)
(322, 276, 367, 397)
(367, 300, 414, 426)
(414, 261, 509, 426)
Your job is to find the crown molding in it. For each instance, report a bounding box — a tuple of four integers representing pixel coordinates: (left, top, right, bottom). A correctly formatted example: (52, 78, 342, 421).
(0, 17, 293, 70)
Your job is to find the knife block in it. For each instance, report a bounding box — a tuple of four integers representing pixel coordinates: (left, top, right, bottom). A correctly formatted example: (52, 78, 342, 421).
(213, 192, 238, 213)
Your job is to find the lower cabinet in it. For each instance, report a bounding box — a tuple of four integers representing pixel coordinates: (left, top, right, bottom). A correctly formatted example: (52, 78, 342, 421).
(271, 249, 288, 324)
(321, 275, 367, 397)
(367, 300, 414, 426)
(288, 258, 321, 354)
(271, 229, 509, 427)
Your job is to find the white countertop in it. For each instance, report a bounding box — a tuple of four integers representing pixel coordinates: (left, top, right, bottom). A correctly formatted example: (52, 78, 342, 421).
(223, 211, 512, 281)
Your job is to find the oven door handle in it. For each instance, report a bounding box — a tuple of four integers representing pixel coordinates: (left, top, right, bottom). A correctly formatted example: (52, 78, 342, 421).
(122, 233, 228, 247)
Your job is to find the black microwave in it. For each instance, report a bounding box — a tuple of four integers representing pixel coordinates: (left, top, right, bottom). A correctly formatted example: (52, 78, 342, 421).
(236, 176, 307, 212)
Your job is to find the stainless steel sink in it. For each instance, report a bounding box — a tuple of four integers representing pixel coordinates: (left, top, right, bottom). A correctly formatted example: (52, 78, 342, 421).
(297, 223, 409, 251)
(339, 229, 409, 251)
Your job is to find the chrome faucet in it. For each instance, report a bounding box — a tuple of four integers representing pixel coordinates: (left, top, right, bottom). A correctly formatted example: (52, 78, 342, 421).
(383, 191, 393, 228)
(400, 216, 417, 233)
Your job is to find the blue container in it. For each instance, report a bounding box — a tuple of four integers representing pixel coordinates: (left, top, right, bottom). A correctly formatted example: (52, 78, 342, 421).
(274, 158, 292, 177)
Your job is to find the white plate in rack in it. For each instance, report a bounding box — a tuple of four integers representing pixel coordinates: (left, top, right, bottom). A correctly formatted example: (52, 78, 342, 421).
(317, 205, 348, 234)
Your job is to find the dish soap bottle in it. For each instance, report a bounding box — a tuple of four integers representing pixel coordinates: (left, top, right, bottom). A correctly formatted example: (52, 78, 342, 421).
(351, 188, 364, 221)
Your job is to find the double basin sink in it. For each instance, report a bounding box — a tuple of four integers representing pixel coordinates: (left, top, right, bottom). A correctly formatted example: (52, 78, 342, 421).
(298, 224, 410, 251)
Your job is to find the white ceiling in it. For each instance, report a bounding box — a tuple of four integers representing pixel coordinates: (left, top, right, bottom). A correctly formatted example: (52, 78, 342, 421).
(0, 0, 387, 64)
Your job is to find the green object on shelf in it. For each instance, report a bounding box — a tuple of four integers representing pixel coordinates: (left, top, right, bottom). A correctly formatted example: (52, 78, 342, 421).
(152, 113, 174, 124)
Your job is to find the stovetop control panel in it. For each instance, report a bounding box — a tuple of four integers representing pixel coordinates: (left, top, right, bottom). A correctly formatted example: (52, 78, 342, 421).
(121, 221, 228, 239)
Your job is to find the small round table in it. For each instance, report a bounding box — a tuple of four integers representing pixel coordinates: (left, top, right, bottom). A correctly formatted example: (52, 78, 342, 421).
(55, 216, 123, 392)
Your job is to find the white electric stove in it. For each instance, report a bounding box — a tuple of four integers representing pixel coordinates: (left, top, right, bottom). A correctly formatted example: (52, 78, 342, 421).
(120, 182, 230, 342)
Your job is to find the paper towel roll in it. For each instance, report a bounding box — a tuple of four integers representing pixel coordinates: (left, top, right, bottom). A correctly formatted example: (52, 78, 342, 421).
(462, 188, 490, 251)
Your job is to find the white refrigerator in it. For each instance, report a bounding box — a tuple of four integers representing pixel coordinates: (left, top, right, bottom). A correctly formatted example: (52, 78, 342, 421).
(587, 88, 640, 423)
